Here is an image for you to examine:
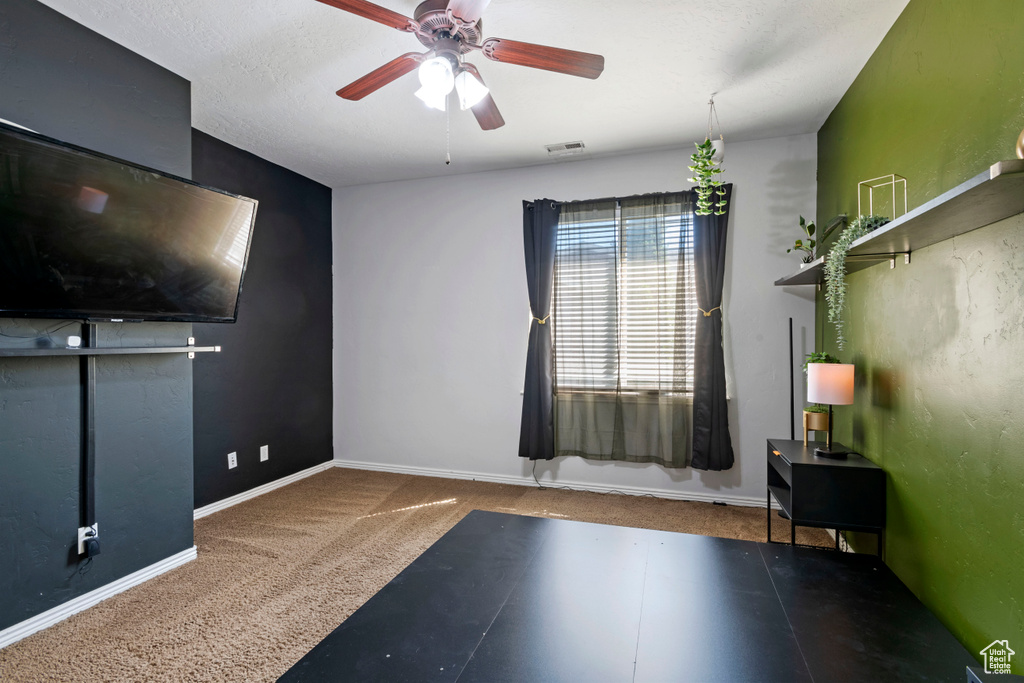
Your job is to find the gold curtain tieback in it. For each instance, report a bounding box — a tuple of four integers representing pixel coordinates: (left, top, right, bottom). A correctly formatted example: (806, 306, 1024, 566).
(698, 306, 722, 317)
(533, 314, 551, 325)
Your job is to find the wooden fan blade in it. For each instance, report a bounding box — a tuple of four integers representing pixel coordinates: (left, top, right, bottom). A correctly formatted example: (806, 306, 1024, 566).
(337, 53, 424, 100)
(460, 64, 503, 130)
(446, 0, 490, 25)
(480, 38, 604, 79)
(316, 0, 416, 31)
(471, 92, 504, 130)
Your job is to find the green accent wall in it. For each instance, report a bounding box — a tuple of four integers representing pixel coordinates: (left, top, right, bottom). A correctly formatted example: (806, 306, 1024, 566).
(816, 0, 1024, 672)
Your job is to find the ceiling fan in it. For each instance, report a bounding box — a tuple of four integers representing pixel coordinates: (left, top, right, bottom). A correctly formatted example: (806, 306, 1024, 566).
(317, 0, 606, 130)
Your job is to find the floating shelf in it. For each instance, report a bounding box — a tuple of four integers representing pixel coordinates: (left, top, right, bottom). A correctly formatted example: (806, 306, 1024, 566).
(774, 255, 884, 286)
(0, 345, 220, 358)
(775, 259, 825, 286)
(775, 158, 1024, 287)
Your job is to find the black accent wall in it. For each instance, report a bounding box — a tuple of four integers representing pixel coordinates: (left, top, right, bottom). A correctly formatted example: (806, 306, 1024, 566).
(0, 0, 194, 632)
(191, 131, 333, 508)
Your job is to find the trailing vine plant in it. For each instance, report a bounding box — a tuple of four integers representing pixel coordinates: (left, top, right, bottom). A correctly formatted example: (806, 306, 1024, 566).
(688, 138, 726, 216)
(688, 97, 727, 216)
(824, 214, 889, 348)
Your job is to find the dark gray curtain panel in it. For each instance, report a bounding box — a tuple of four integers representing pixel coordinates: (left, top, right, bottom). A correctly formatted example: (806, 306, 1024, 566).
(518, 199, 561, 461)
(690, 184, 734, 471)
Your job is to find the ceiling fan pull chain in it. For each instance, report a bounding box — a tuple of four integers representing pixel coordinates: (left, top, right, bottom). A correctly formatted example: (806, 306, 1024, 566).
(445, 94, 452, 165)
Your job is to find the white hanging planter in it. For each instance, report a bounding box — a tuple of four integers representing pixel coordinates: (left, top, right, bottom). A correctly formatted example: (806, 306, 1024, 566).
(711, 138, 725, 162)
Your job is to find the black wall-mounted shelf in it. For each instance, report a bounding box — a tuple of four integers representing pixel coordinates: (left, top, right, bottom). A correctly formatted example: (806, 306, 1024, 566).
(0, 329, 221, 548)
(775, 158, 1024, 286)
(0, 345, 220, 357)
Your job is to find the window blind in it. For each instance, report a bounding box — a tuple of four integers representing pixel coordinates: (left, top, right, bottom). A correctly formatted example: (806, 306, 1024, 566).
(552, 193, 695, 394)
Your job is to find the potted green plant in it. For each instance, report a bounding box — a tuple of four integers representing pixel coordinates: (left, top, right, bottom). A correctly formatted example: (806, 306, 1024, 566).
(787, 216, 816, 263)
(688, 137, 726, 216)
(823, 214, 889, 349)
(802, 352, 841, 444)
(802, 351, 840, 372)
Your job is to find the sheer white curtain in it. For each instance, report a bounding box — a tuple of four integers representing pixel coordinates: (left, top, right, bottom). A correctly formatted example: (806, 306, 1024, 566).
(551, 193, 695, 468)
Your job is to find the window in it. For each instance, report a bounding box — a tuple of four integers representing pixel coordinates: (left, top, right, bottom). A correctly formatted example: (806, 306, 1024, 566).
(552, 193, 695, 395)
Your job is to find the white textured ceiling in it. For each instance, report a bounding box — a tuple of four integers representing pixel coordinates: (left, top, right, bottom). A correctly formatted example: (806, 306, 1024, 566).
(38, 0, 909, 188)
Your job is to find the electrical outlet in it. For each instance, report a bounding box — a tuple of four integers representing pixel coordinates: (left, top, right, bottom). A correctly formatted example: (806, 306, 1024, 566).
(260, 445, 269, 462)
(77, 524, 98, 555)
(228, 451, 238, 469)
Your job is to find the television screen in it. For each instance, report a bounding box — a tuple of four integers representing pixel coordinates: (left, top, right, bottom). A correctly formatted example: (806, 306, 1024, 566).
(0, 123, 257, 323)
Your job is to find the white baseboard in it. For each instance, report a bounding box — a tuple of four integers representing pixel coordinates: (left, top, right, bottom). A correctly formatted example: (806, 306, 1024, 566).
(330, 458, 771, 509)
(0, 546, 197, 650)
(193, 461, 335, 520)
(0, 459, 782, 650)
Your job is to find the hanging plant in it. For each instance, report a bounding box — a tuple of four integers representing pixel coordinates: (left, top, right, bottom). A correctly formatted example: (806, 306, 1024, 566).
(688, 139, 726, 216)
(824, 214, 889, 349)
(687, 97, 727, 216)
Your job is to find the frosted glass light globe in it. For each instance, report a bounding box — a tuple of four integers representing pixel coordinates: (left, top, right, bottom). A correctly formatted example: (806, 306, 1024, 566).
(418, 57, 454, 94)
(454, 70, 488, 110)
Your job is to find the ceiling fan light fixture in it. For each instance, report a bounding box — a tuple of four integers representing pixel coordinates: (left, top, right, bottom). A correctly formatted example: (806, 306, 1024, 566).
(418, 56, 455, 94)
(414, 85, 448, 111)
(454, 69, 489, 110)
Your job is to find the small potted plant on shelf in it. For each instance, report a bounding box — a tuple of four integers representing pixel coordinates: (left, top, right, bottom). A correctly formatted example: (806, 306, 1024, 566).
(802, 352, 841, 444)
(787, 215, 816, 264)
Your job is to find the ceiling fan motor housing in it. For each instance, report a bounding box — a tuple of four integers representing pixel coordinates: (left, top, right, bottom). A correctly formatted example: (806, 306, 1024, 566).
(430, 38, 465, 70)
(413, 0, 481, 51)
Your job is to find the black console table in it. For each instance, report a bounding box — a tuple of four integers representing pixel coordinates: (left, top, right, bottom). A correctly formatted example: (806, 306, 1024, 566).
(767, 438, 886, 556)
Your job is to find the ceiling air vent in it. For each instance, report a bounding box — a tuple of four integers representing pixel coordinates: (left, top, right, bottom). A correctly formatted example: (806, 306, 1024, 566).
(545, 141, 586, 158)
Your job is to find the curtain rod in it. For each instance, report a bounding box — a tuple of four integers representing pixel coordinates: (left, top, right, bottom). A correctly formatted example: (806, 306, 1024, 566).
(528, 184, 733, 210)
(555, 189, 691, 208)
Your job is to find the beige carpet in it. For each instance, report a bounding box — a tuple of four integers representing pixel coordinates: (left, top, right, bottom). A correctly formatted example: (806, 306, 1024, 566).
(0, 468, 830, 682)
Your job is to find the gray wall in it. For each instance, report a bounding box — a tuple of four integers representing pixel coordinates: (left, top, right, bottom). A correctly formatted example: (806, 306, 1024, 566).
(333, 134, 818, 503)
(0, 0, 194, 631)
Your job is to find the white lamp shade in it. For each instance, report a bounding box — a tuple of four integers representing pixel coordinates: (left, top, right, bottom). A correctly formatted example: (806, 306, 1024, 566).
(454, 69, 488, 110)
(807, 363, 855, 405)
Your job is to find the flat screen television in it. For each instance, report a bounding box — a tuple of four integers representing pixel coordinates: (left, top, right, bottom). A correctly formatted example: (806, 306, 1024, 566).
(0, 122, 257, 323)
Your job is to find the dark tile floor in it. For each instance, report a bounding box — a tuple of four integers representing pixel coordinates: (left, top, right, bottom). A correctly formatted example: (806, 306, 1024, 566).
(280, 511, 976, 682)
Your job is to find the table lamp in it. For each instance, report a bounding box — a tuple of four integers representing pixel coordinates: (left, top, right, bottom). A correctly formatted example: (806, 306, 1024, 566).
(807, 363, 855, 459)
